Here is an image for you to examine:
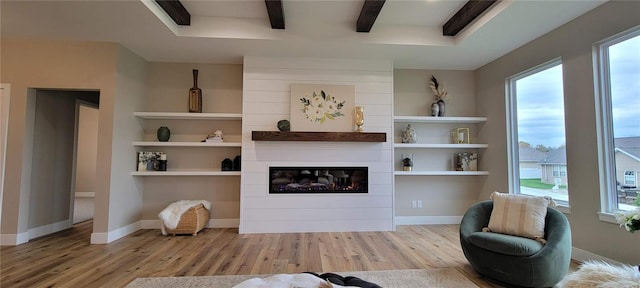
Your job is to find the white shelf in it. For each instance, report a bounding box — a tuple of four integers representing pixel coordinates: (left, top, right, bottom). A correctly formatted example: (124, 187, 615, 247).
(131, 171, 241, 176)
(394, 171, 489, 176)
(134, 112, 242, 120)
(393, 116, 487, 123)
(132, 141, 242, 147)
(394, 143, 488, 148)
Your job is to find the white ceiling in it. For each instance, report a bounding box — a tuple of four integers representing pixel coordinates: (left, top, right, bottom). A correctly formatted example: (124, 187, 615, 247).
(0, 0, 607, 70)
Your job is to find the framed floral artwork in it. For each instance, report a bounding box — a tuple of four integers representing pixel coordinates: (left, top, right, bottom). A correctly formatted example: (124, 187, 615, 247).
(290, 84, 355, 132)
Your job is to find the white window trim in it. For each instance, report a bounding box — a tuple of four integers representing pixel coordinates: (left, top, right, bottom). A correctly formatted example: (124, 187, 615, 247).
(505, 58, 569, 208)
(593, 25, 640, 219)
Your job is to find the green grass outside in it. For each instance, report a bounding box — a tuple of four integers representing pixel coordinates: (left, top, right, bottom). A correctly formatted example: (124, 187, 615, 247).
(520, 178, 567, 189)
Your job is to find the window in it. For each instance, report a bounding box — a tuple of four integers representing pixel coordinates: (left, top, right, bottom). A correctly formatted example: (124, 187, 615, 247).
(507, 59, 569, 205)
(595, 27, 640, 213)
(553, 166, 566, 177)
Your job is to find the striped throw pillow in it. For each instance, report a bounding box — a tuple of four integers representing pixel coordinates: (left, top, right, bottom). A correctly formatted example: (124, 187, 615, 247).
(485, 191, 556, 243)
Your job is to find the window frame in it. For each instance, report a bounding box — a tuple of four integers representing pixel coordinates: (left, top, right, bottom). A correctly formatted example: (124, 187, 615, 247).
(594, 26, 640, 221)
(506, 57, 570, 210)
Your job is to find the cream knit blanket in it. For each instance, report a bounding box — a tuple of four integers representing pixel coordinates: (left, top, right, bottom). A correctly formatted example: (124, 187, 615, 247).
(158, 200, 211, 235)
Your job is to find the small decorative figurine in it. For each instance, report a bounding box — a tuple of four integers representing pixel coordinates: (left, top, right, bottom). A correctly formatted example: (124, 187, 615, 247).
(204, 130, 223, 143)
(213, 130, 223, 140)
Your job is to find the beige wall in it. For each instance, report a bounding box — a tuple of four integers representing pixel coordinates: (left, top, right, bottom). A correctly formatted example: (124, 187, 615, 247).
(394, 70, 476, 117)
(141, 63, 242, 222)
(0, 37, 117, 241)
(145, 62, 243, 113)
(475, 1, 640, 263)
(106, 45, 147, 233)
(76, 105, 99, 193)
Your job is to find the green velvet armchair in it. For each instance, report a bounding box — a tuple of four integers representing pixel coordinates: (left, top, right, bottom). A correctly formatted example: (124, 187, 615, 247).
(460, 200, 572, 288)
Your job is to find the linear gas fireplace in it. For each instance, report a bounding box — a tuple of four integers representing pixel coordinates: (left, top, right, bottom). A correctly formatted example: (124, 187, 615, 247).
(269, 166, 368, 194)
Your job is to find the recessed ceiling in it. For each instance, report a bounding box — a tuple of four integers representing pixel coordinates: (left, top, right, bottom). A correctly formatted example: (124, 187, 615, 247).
(0, 0, 607, 70)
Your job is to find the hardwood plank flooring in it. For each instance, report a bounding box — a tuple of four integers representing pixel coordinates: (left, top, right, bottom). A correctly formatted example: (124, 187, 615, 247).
(0, 221, 577, 287)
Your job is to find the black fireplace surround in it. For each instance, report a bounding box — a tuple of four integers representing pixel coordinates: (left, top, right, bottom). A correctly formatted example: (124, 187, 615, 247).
(269, 167, 368, 194)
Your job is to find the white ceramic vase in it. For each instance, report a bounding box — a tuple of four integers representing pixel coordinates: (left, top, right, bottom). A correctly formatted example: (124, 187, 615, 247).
(402, 124, 417, 143)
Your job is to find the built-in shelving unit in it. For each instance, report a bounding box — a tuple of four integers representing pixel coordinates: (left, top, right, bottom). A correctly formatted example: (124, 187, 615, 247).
(133, 111, 242, 177)
(393, 115, 489, 176)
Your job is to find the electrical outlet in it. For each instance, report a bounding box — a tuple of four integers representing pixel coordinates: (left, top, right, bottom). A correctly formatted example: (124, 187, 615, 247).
(417, 200, 422, 208)
(411, 200, 417, 208)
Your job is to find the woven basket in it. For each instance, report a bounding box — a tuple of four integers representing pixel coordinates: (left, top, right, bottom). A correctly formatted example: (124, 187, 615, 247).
(164, 204, 209, 236)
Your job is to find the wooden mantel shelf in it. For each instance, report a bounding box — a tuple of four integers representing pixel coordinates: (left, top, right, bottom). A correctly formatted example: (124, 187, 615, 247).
(252, 131, 386, 142)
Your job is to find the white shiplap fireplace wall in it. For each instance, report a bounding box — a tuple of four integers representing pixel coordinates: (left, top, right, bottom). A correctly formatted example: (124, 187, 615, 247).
(240, 57, 394, 233)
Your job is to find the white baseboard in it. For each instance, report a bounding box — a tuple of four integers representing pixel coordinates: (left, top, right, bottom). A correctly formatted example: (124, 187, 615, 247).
(395, 216, 463, 225)
(90, 221, 141, 244)
(0, 232, 29, 246)
(28, 219, 71, 239)
(571, 247, 621, 265)
(75, 192, 95, 197)
(141, 219, 240, 229)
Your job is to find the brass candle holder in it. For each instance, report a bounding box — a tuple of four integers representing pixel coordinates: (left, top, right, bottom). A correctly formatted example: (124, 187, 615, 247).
(355, 106, 364, 132)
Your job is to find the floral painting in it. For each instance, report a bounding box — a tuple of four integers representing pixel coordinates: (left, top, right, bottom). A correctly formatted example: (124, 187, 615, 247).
(290, 84, 355, 132)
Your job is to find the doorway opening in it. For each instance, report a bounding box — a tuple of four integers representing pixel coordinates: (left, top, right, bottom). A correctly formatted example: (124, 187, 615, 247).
(73, 103, 99, 224)
(27, 89, 99, 240)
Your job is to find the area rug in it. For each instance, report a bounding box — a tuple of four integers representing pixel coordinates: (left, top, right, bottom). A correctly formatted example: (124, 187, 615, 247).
(125, 268, 479, 288)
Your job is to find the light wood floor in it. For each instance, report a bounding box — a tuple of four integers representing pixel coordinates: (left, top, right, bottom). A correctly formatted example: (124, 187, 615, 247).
(1, 221, 576, 287)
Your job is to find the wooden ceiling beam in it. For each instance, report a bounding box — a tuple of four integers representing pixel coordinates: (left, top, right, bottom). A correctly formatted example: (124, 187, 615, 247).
(443, 0, 497, 36)
(265, 0, 285, 29)
(155, 0, 190, 26)
(357, 0, 386, 33)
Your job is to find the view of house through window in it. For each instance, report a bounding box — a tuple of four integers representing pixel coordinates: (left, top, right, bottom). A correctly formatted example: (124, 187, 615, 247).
(508, 60, 569, 204)
(596, 29, 640, 212)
